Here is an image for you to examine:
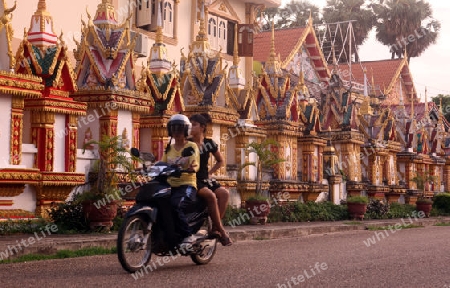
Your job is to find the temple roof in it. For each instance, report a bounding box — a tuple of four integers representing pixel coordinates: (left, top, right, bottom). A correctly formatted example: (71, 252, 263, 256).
(390, 101, 450, 130)
(27, 0, 57, 47)
(332, 58, 417, 99)
(74, 1, 136, 90)
(253, 26, 330, 83)
(254, 27, 307, 63)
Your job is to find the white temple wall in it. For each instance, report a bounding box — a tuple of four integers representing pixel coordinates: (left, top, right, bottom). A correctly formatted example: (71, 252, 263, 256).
(117, 110, 132, 142)
(77, 108, 100, 148)
(53, 114, 66, 172)
(0, 95, 11, 168)
(139, 127, 152, 153)
(23, 111, 32, 144)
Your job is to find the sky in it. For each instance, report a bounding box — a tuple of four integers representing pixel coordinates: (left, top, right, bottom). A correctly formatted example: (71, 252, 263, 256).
(281, 0, 450, 99)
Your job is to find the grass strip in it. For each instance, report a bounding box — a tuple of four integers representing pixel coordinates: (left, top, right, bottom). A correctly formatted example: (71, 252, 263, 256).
(366, 224, 423, 231)
(434, 222, 450, 226)
(0, 246, 116, 264)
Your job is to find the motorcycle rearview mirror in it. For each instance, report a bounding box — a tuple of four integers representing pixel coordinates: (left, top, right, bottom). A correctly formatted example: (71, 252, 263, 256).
(141, 152, 156, 162)
(130, 147, 140, 158)
(181, 146, 195, 157)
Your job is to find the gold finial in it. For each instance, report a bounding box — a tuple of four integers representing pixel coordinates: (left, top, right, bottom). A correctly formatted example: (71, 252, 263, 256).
(34, 0, 50, 16)
(371, 68, 376, 95)
(196, 1, 207, 41)
(155, 0, 163, 44)
(270, 20, 276, 58)
(331, 45, 338, 73)
(37, 0, 46, 11)
(308, 10, 313, 27)
(233, 23, 239, 66)
(424, 86, 428, 114)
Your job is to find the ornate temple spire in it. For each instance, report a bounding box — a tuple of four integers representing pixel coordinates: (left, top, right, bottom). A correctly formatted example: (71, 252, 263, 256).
(228, 23, 245, 89)
(424, 86, 429, 115)
(93, 0, 118, 28)
(148, 2, 171, 74)
(331, 45, 338, 74)
(191, 1, 211, 55)
(399, 75, 404, 106)
(363, 67, 368, 97)
(370, 68, 376, 95)
(264, 21, 282, 75)
(27, 0, 57, 47)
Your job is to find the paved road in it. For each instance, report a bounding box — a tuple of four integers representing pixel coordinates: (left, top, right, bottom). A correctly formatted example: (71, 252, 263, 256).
(1, 226, 449, 288)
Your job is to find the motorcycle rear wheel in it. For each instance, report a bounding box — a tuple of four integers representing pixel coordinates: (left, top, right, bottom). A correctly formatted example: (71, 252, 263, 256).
(191, 217, 217, 265)
(117, 215, 152, 273)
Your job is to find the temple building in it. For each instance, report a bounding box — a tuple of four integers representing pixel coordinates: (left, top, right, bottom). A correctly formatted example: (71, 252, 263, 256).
(1, 0, 449, 218)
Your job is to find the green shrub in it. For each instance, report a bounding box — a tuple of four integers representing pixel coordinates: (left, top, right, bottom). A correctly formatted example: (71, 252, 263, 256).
(432, 193, 450, 214)
(48, 200, 89, 233)
(0, 219, 51, 235)
(267, 201, 348, 223)
(386, 202, 416, 218)
(222, 206, 249, 226)
(365, 199, 390, 219)
(346, 196, 369, 204)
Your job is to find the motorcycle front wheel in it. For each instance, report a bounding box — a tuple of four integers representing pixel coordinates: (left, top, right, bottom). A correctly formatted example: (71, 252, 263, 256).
(117, 215, 152, 273)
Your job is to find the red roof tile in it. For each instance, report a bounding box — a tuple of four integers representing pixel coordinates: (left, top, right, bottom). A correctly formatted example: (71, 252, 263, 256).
(253, 27, 307, 63)
(331, 59, 404, 95)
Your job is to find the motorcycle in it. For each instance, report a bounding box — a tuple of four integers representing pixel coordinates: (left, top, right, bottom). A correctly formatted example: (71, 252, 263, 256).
(117, 147, 217, 273)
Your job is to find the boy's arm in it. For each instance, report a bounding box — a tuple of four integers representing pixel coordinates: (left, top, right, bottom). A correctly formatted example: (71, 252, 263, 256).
(188, 143, 200, 172)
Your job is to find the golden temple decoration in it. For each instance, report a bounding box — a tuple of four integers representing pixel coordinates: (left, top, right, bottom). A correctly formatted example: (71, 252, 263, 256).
(0, 184, 24, 197)
(0, 0, 17, 69)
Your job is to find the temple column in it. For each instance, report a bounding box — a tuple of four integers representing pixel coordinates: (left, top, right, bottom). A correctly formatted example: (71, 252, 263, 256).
(132, 112, 140, 148)
(31, 111, 55, 171)
(10, 97, 24, 165)
(219, 126, 228, 177)
(444, 160, 450, 192)
(99, 109, 118, 138)
(64, 115, 78, 172)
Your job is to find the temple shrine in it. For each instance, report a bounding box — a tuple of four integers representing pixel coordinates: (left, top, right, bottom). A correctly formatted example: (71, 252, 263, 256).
(0, 0, 448, 218)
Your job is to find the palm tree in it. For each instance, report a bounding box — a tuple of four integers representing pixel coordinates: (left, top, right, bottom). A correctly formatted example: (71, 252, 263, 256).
(322, 0, 376, 63)
(371, 0, 441, 62)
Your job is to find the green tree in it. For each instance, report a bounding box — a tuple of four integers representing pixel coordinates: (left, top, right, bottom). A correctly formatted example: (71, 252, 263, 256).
(431, 94, 450, 123)
(322, 0, 376, 63)
(241, 139, 285, 196)
(371, 0, 441, 62)
(257, 1, 322, 31)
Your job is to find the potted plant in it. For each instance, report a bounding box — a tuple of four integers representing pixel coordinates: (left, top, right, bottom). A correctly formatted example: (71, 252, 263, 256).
(241, 138, 285, 225)
(411, 170, 436, 216)
(80, 135, 136, 230)
(415, 197, 433, 218)
(346, 196, 369, 220)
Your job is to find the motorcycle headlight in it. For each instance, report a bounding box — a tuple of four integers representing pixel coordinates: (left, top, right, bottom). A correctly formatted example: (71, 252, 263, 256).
(147, 166, 164, 177)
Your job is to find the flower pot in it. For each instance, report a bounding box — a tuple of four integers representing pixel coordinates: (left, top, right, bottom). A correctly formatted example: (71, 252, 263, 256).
(82, 200, 119, 230)
(245, 199, 271, 225)
(415, 202, 432, 218)
(347, 202, 367, 220)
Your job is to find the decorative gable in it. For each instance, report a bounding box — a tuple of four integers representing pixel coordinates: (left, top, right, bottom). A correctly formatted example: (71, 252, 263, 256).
(207, 0, 240, 22)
